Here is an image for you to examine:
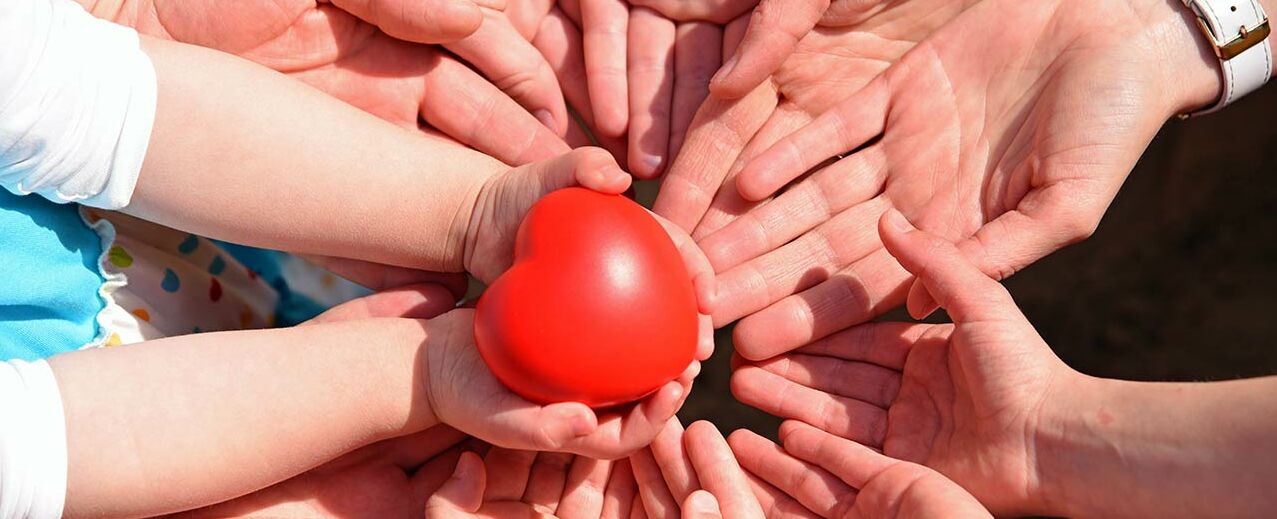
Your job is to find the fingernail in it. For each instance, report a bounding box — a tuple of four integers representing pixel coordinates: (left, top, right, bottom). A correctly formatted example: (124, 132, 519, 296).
(884, 208, 913, 232)
(687, 490, 720, 513)
(454, 451, 477, 479)
(640, 154, 663, 177)
(534, 109, 558, 132)
(571, 412, 596, 436)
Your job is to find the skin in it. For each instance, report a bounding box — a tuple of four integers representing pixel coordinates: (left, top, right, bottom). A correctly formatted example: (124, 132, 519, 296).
(659, 0, 1248, 361)
(732, 209, 1277, 517)
(730, 422, 992, 519)
(628, 420, 765, 519)
(77, 0, 571, 166)
(35, 29, 721, 517)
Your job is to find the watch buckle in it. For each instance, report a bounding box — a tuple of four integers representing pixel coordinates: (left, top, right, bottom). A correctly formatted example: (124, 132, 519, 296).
(1194, 15, 1271, 60)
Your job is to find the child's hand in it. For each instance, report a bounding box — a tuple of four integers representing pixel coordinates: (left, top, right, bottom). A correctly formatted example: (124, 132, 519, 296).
(459, 147, 631, 283)
(422, 308, 699, 460)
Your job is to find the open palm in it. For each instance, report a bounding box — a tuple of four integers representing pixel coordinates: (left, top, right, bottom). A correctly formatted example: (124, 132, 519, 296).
(731, 211, 1083, 516)
(699, 0, 1215, 358)
(112, 0, 569, 165)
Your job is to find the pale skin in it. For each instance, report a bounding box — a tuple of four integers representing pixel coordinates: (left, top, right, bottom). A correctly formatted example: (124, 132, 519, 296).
(731, 209, 1277, 517)
(654, 0, 1277, 360)
(40, 30, 719, 518)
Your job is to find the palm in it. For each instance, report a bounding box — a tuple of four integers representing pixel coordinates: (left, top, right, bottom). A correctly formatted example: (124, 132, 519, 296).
(887, 323, 1057, 515)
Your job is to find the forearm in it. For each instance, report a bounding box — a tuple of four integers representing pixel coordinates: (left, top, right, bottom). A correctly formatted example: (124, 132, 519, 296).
(127, 35, 506, 272)
(1037, 375, 1277, 518)
(51, 318, 438, 518)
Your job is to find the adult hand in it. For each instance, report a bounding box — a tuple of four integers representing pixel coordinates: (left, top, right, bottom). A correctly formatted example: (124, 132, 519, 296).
(628, 420, 764, 518)
(652, 0, 966, 234)
(691, 0, 1221, 358)
(90, 0, 570, 165)
(730, 421, 992, 519)
(170, 426, 475, 518)
(730, 209, 1084, 515)
(425, 447, 645, 517)
(545, 0, 725, 178)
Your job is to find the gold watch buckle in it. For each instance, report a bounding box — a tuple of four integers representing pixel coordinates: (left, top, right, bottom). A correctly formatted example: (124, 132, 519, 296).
(1195, 16, 1271, 60)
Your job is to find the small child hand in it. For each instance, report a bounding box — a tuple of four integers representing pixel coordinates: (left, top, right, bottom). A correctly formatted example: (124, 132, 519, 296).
(460, 147, 631, 283)
(422, 308, 697, 460)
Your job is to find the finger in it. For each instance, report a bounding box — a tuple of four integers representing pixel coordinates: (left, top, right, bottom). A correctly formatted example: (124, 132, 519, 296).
(412, 444, 471, 502)
(652, 213, 717, 316)
(731, 247, 912, 359)
(523, 452, 575, 514)
(331, 0, 483, 44)
(792, 321, 926, 370)
(419, 51, 570, 165)
(305, 283, 458, 324)
(445, 10, 570, 136)
(710, 196, 892, 328)
(956, 181, 1105, 283)
(630, 495, 649, 519)
(653, 85, 778, 232)
(735, 76, 890, 201)
(731, 363, 887, 446)
(602, 459, 638, 519)
(689, 104, 815, 241)
(628, 0, 757, 23)
(648, 419, 700, 501)
(698, 146, 888, 272)
(684, 421, 765, 519)
(300, 255, 470, 296)
(560, 380, 685, 458)
(682, 490, 723, 518)
(879, 208, 1025, 323)
(379, 425, 469, 470)
(558, 457, 615, 518)
(727, 429, 854, 518)
(533, 7, 630, 159)
(553, 146, 632, 194)
(581, 0, 630, 136)
(627, 8, 677, 179)
(741, 472, 823, 519)
(504, 0, 555, 38)
(630, 448, 681, 518)
(426, 451, 487, 515)
(779, 420, 894, 489)
(709, 0, 828, 98)
(669, 22, 723, 162)
(482, 448, 538, 500)
(747, 353, 902, 407)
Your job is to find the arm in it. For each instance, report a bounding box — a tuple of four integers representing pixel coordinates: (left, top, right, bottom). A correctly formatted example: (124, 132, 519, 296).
(1038, 376, 1277, 518)
(128, 35, 507, 273)
(54, 318, 442, 518)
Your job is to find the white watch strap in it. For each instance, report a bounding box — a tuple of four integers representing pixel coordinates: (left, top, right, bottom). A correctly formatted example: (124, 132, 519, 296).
(1183, 0, 1272, 115)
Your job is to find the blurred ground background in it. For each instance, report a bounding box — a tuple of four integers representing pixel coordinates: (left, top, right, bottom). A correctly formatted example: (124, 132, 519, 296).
(671, 86, 1277, 437)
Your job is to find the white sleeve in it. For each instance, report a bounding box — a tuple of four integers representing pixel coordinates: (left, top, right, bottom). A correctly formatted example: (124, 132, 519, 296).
(0, 360, 67, 519)
(0, 0, 157, 210)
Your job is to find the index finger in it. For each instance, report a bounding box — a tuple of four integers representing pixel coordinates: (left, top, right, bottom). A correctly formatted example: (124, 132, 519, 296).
(684, 422, 765, 519)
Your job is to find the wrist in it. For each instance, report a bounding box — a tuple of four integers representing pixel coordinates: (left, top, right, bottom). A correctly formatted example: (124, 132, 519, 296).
(1029, 372, 1123, 518)
(1145, 0, 1230, 117)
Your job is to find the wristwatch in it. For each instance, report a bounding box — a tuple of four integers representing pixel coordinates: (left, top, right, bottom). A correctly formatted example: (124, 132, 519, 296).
(1181, 0, 1272, 115)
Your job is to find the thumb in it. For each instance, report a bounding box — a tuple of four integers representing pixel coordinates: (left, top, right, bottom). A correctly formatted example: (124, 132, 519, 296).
(330, 0, 484, 44)
(682, 490, 723, 518)
(426, 451, 487, 517)
(878, 208, 1025, 324)
(518, 147, 631, 195)
(709, 0, 828, 98)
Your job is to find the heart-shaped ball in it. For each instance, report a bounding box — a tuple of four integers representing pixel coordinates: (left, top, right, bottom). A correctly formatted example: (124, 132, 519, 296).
(474, 188, 698, 408)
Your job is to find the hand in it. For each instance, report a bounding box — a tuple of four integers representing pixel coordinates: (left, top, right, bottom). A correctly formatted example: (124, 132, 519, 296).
(425, 447, 644, 517)
(704, 0, 1222, 358)
(628, 420, 764, 518)
(543, 0, 725, 178)
(729, 421, 992, 519)
(730, 209, 1082, 516)
(97, 0, 570, 165)
(652, 0, 965, 234)
(169, 426, 474, 518)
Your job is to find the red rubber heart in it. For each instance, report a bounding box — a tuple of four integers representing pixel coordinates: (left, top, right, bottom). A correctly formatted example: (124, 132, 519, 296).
(474, 188, 698, 408)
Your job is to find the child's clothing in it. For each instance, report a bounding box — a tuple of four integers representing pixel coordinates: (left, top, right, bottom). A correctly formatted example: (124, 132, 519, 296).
(0, 1, 365, 517)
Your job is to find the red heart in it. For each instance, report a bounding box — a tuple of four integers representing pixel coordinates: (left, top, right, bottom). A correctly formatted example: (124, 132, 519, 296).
(474, 188, 699, 408)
